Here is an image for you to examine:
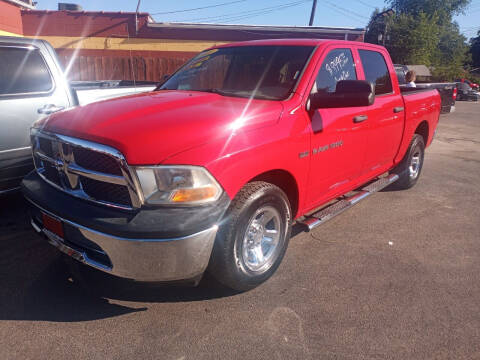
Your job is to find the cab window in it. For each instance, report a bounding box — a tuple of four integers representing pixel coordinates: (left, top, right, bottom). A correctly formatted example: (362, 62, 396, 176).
(358, 50, 393, 95)
(311, 48, 357, 94)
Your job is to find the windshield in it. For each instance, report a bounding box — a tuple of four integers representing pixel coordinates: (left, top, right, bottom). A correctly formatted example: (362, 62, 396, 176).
(158, 45, 315, 100)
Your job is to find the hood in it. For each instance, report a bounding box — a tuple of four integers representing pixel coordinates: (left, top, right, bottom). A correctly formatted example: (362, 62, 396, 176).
(41, 90, 283, 165)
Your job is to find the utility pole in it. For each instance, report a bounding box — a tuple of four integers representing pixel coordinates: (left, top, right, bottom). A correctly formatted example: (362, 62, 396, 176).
(373, 9, 394, 45)
(135, 0, 142, 34)
(309, 0, 318, 26)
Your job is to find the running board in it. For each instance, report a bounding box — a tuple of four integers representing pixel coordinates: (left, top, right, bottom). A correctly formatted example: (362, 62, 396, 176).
(299, 174, 399, 231)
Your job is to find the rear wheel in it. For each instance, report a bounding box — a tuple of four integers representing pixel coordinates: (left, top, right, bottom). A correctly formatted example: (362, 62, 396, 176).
(390, 134, 425, 190)
(208, 182, 292, 291)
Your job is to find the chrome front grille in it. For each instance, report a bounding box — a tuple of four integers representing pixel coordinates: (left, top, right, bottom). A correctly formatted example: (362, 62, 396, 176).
(31, 129, 142, 210)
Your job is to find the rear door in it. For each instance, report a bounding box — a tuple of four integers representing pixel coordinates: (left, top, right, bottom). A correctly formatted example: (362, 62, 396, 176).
(0, 42, 70, 191)
(357, 48, 404, 173)
(305, 47, 368, 208)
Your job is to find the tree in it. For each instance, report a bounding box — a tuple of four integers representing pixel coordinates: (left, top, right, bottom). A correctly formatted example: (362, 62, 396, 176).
(364, 8, 384, 45)
(471, 31, 480, 69)
(387, 12, 439, 66)
(432, 22, 470, 80)
(364, 0, 473, 81)
(387, 0, 471, 21)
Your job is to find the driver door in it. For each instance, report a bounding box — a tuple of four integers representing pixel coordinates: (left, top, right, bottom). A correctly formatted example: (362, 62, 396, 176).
(305, 47, 369, 209)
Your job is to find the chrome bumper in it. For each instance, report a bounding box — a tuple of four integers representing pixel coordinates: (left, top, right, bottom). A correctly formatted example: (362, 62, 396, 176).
(29, 202, 218, 282)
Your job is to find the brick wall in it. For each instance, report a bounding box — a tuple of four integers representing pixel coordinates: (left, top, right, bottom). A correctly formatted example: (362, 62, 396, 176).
(0, 1, 23, 36)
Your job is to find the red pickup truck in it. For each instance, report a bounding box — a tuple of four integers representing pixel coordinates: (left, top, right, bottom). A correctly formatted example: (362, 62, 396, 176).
(23, 39, 441, 291)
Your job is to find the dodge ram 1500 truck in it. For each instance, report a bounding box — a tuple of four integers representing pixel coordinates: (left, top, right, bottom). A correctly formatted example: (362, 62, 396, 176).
(22, 39, 441, 291)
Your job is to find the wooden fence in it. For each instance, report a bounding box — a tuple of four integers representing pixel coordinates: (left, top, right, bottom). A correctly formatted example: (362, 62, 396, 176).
(57, 54, 192, 82)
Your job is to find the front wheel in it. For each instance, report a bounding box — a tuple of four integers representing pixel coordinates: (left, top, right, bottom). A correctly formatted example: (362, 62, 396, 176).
(390, 134, 425, 190)
(208, 182, 292, 291)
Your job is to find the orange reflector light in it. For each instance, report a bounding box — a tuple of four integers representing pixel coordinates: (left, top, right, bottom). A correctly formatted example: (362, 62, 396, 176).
(171, 186, 217, 203)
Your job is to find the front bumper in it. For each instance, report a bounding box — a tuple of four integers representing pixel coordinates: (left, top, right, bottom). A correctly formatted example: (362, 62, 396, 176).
(29, 201, 218, 281)
(22, 171, 229, 282)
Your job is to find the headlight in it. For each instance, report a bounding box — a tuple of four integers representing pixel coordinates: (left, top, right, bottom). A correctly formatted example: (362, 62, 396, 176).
(135, 166, 222, 205)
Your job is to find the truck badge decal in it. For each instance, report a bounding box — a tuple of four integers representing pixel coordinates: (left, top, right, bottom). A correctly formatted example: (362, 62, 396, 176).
(312, 140, 343, 155)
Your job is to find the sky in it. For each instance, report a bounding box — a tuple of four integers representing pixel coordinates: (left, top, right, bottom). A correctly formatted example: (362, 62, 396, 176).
(36, 0, 480, 39)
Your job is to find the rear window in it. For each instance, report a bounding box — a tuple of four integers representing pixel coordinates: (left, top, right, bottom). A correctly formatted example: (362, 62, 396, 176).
(0, 47, 53, 96)
(359, 50, 393, 95)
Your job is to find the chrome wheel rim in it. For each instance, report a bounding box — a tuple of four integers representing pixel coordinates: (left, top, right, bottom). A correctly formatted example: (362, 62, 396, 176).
(241, 206, 282, 273)
(409, 149, 421, 179)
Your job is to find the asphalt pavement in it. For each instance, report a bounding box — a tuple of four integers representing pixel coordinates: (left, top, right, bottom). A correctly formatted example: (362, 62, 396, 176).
(1, 101, 479, 360)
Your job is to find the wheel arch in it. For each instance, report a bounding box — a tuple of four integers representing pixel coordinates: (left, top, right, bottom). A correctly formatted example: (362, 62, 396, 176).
(248, 169, 300, 219)
(415, 120, 429, 145)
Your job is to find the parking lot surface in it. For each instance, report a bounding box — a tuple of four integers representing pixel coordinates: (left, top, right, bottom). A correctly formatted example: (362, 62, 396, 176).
(1, 102, 479, 360)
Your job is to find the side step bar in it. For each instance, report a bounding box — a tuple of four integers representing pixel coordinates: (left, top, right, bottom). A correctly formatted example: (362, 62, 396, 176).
(299, 174, 399, 231)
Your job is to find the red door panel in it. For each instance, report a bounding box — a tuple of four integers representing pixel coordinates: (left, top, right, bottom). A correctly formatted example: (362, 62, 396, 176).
(356, 49, 404, 174)
(304, 47, 368, 209)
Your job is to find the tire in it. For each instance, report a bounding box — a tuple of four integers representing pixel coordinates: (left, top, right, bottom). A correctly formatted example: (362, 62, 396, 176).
(390, 134, 425, 190)
(208, 181, 292, 291)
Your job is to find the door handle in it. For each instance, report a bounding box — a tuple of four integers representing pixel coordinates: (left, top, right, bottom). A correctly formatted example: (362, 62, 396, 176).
(393, 106, 404, 113)
(38, 104, 65, 115)
(353, 115, 368, 123)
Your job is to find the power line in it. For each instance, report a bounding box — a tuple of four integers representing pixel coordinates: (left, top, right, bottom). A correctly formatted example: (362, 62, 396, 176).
(174, 0, 310, 23)
(175, 0, 307, 22)
(150, 0, 248, 15)
(323, 0, 370, 20)
(322, 5, 366, 24)
(320, 2, 369, 24)
(204, 2, 310, 23)
(220, 2, 311, 23)
(356, 0, 377, 9)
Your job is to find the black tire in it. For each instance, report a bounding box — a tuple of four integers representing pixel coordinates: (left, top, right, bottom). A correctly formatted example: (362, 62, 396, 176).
(390, 134, 425, 190)
(208, 181, 292, 291)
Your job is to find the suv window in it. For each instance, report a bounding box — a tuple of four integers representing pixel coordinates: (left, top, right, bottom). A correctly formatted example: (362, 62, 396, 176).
(359, 50, 393, 95)
(0, 47, 53, 96)
(312, 48, 357, 94)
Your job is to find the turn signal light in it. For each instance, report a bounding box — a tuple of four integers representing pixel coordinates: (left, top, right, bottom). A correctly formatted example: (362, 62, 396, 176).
(171, 186, 218, 203)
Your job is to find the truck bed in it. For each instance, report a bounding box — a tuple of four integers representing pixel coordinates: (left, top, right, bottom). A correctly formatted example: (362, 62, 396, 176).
(400, 83, 455, 114)
(71, 80, 158, 106)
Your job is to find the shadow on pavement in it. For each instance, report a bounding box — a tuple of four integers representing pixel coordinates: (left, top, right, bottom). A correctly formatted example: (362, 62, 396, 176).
(0, 192, 241, 323)
(0, 257, 148, 322)
(66, 260, 241, 304)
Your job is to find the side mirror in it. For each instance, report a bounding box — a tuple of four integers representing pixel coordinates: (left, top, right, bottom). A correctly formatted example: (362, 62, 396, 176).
(309, 80, 375, 110)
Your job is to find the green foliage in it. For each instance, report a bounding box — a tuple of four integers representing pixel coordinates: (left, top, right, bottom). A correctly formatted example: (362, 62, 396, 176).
(387, 12, 440, 66)
(364, 9, 384, 44)
(431, 22, 471, 81)
(387, 0, 471, 21)
(365, 0, 473, 82)
(470, 31, 480, 69)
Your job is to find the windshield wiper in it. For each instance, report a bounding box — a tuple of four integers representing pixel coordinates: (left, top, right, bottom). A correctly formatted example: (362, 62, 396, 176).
(197, 89, 276, 99)
(194, 88, 234, 96)
(158, 88, 280, 100)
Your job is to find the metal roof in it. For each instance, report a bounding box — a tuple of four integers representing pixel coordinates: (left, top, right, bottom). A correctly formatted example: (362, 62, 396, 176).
(147, 22, 365, 35)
